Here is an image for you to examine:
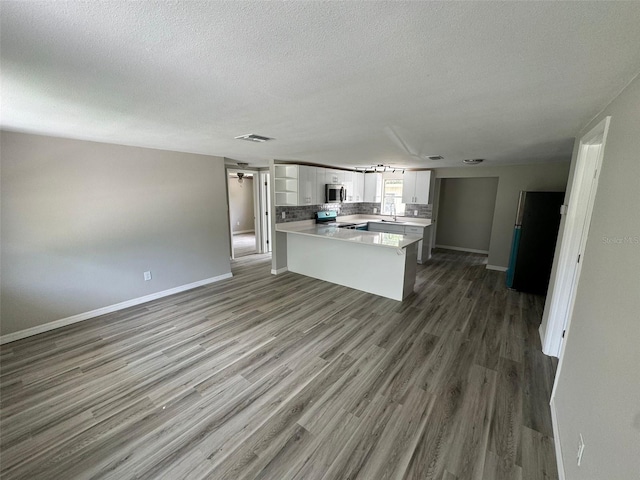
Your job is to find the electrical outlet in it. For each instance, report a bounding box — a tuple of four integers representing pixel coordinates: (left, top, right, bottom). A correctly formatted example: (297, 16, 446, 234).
(577, 434, 585, 466)
(236, 221, 240, 226)
(414, 210, 418, 216)
(282, 212, 286, 219)
(144, 271, 152, 281)
(373, 207, 378, 214)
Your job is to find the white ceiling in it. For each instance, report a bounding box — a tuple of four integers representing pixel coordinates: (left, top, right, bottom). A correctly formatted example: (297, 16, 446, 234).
(2, 2, 640, 169)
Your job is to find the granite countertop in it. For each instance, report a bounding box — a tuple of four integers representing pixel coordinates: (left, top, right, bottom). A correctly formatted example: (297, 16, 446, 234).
(275, 223, 422, 249)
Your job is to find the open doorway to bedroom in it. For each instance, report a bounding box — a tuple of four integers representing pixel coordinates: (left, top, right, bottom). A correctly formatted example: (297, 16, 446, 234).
(228, 171, 258, 258)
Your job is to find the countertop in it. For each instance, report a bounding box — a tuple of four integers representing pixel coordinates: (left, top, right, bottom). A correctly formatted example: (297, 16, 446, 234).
(337, 215, 432, 228)
(275, 222, 422, 249)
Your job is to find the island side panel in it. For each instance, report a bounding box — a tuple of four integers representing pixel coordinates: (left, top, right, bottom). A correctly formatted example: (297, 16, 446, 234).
(286, 233, 409, 301)
(403, 242, 418, 299)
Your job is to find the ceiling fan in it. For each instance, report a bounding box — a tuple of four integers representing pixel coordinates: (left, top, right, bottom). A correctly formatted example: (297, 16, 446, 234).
(384, 126, 443, 162)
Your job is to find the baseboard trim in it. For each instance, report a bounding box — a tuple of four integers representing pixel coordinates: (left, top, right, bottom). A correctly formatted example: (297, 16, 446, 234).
(270, 267, 288, 275)
(550, 398, 566, 480)
(0, 272, 233, 345)
(233, 230, 255, 235)
(435, 245, 489, 255)
(486, 264, 508, 272)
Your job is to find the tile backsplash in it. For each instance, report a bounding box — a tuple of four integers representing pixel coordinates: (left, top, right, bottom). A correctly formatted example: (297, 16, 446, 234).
(275, 202, 432, 223)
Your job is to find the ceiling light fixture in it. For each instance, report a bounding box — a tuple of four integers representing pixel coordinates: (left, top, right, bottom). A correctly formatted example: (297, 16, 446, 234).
(463, 158, 484, 165)
(428, 155, 444, 161)
(234, 134, 274, 143)
(237, 172, 245, 184)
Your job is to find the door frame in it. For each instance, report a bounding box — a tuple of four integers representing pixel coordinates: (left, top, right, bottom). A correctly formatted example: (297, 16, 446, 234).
(259, 171, 272, 253)
(545, 116, 609, 480)
(226, 168, 260, 259)
(541, 116, 610, 358)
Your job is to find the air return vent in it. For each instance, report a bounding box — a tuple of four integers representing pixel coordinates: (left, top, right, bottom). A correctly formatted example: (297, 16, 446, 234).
(235, 134, 274, 143)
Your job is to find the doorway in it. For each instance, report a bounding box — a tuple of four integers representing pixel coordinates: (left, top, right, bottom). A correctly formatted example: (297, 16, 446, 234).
(228, 171, 258, 258)
(543, 116, 611, 359)
(434, 177, 499, 254)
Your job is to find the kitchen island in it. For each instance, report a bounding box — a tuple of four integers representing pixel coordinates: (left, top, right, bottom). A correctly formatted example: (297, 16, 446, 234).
(275, 221, 422, 301)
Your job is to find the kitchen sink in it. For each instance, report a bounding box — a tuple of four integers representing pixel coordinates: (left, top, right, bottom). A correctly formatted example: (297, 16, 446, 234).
(380, 220, 406, 224)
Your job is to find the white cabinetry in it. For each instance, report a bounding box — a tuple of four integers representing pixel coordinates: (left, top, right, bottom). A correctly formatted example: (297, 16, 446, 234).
(402, 170, 431, 204)
(326, 169, 343, 185)
(367, 222, 432, 263)
(364, 173, 382, 203)
(275, 164, 369, 206)
(343, 171, 355, 202)
(353, 172, 365, 202)
(274, 165, 299, 206)
(316, 167, 327, 204)
(298, 165, 316, 205)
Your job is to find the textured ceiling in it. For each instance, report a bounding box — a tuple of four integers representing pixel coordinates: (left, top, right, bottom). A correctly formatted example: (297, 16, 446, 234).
(2, 1, 640, 168)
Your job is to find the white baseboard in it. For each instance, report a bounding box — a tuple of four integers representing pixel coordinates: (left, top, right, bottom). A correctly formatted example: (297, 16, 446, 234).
(486, 264, 508, 272)
(550, 398, 566, 480)
(270, 267, 288, 275)
(0, 272, 233, 345)
(233, 230, 255, 235)
(435, 245, 489, 255)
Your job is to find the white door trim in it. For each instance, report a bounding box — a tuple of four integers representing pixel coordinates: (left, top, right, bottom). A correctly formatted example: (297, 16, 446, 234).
(541, 116, 610, 358)
(259, 171, 272, 253)
(544, 116, 610, 480)
(227, 168, 260, 257)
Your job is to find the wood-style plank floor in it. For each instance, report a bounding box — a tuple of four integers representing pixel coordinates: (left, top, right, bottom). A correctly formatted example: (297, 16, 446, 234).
(0, 250, 559, 480)
(233, 233, 257, 258)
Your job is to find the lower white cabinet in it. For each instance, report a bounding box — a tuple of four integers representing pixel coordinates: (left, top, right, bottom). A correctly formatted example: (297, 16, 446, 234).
(367, 222, 432, 263)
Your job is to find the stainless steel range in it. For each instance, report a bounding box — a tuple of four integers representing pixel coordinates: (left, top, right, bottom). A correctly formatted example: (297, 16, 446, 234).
(315, 211, 368, 230)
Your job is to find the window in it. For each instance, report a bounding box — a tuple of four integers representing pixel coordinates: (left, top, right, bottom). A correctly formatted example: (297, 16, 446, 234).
(382, 179, 405, 216)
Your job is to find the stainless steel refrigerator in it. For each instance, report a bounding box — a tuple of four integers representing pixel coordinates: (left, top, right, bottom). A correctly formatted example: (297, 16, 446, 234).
(506, 191, 564, 294)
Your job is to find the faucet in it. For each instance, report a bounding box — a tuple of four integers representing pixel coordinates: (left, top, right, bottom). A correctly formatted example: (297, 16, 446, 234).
(389, 202, 397, 222)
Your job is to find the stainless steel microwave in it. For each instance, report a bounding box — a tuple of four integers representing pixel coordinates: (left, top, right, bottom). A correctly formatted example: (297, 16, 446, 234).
(325, 184, 346, 203)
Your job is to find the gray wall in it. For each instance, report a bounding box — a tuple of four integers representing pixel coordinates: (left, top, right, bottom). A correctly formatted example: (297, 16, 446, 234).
(434, 163, 570, 268)
(1, 131, 231, 337)
(435, 177, 498, 252)
(229, 176, 254, 233)
(550, 74, 640, 479)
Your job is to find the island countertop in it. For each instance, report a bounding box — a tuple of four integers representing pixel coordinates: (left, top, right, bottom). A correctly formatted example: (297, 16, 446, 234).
(275, 222, 422, 249)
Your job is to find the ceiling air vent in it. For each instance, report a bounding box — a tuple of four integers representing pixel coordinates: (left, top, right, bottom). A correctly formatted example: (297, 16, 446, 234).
(234, 134, 274, 143)
(463, 158, 484, 165)
(428, 155, 444, 161)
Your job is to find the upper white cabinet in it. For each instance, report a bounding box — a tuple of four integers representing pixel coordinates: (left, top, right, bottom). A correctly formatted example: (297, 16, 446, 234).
(364, 173, 382, 203)
(274, 164, 370, 206)
(298, 165, 317, 205)
(326, 169, 343, 185)
(402, 170, 431, 204)
(353, 172, 365, 202)
(343, 171, 353, 202)
(274, 165, 299, 206)
(316, 167, 327, 204)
